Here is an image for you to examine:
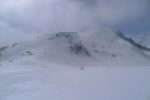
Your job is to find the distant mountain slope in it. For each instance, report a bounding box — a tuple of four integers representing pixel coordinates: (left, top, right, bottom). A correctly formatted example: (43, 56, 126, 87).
(1, 30, 150, 66)
(114, 31, 150, 51)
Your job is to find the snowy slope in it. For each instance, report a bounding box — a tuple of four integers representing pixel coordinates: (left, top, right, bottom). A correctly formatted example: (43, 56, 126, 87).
(0, 55, 150, 100)
(2, 30, 149, 66)
(130, 32, 150, 48)
(0, 29, 150, 100)
(2, 30, 150, 66)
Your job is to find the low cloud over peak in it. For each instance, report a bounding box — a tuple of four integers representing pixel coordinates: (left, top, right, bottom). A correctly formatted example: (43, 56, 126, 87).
(0, 0, 149, 33)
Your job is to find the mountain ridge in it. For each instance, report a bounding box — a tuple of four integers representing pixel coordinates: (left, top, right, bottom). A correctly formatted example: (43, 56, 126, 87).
(1, 30, 150, 66)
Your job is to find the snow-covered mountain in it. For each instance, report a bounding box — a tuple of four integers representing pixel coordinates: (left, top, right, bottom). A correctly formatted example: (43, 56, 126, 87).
(1, 30, 150, 66)
(1, 29, 150, 100)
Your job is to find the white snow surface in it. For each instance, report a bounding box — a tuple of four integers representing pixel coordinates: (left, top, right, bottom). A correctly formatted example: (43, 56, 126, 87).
(0, 30, 150, 100)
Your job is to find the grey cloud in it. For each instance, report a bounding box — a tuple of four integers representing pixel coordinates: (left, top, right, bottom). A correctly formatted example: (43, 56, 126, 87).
(0, 0, 149, 33)
(73, 0, 98, 6)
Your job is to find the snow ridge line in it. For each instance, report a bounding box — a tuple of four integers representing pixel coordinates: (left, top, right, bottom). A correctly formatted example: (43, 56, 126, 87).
(114, 31, 150, 52)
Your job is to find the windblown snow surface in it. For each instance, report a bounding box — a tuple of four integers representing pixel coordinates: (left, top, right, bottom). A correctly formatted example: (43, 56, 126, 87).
(0, 29, 150, 100)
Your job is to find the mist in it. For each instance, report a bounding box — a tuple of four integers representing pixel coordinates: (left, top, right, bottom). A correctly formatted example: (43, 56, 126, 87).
(0, 0, 149, 33)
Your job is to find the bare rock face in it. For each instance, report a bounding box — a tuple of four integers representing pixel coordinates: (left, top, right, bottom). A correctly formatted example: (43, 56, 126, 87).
(0, 46, 8, 57)
(54, 32, 91, 56)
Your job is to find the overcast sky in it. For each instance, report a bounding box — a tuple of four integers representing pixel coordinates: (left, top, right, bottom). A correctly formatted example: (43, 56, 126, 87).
(0, 0, 150, 34)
